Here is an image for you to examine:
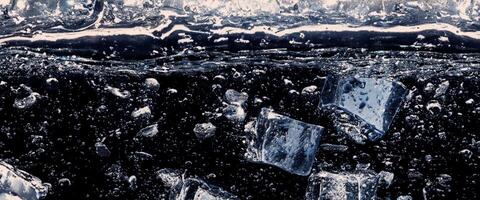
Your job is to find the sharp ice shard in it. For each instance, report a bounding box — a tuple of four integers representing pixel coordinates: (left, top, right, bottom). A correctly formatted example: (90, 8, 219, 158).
(0, 162, 49, 200)
(245, 108, 324, 176)
(306, 170, 380, 200)
(319, 76, 408, 144)
(156, 169, 238, 200)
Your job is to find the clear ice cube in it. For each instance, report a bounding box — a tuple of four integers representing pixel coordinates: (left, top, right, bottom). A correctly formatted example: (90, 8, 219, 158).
(306, 170, 380, 200)
(319, 76, 408, 144)
(157, 169, 238, 200)
(245, 108, 324, 176)
(0, 162, 49, 200)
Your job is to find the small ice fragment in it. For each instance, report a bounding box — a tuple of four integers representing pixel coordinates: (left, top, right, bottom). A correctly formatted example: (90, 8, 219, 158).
(95, 142, 111, 157)
(424, 83, 434, 93)
(13, 92, 40, 109)
(131, 106, 151, 118)
(137, 124, 159, 137)
(284, 79, 293, 86)
(0, 161, 50, 200)
(144, 78, 160, 91)
(105, 86, 131, 99)
(58, 178, 71, 187)
(426, 100, 442, 114)
(223, 104, 246, 122)
(128, 175, 137, 189)
(157, 169, 238, 200)
(224, 89, 248, 105)
(319, 76, 408, 144)
(438, 36, 449, 42)
(434, 81, 449, 98)
(397, 195, 413, 200)
(156, 169, 183, 188)
(378, 171, 394, 188)
(167, 88, 178, 94)
(193, 122, 216, 140)
(245, 108, 324, 176)
(301, 85, 318, 95)
(223, 89, 248, 123)
(306, 170, 380, 200)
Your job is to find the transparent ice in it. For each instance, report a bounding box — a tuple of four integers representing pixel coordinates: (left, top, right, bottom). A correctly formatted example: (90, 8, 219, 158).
(0, 162, 49, 200)
(319, 76, 408, 144)
(156, 169, 238, 200)
(245, 108, 324, 176)
(306, 170, 380, 200)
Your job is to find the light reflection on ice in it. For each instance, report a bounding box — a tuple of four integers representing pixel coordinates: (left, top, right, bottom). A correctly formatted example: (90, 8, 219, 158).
(319, 76, 408, 144)
(246, 108, 324, 176)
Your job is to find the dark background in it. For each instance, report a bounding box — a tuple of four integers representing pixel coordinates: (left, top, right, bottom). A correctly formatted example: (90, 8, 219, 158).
(0, 49, 479, 199)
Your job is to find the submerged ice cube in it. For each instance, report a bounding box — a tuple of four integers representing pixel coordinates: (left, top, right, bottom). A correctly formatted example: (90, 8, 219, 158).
(0, 162, 49, 200)
(306, 170, 380, 200)
(157, 169, 238, 200)
(319, 76, 408, 144)
(245, 108, 324, 176)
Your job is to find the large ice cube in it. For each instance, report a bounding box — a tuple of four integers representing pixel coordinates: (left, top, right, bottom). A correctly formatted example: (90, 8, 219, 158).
(0, 161, 49, 200)
(246, 108, 324, 176)
(306, 170, 380, 200)
(319, 76, 408, 144)
(156, 169, 238, 200)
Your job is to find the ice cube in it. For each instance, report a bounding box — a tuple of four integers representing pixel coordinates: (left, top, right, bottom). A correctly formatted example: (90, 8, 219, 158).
(319, 76, 408, 144)
(13, 92, 40, 109)
(137, 124, 159, 137)
(156, 169, 238, 200)
(223, 89, 248, 123)
(0, 162, 50, 200)
(245, 108, 324, 176)
(95, 142, 111, 157)
(306, 170, 380, 200)
(105, 86, 131, 99)
(193, 122, 217, 140)
(131, 106, 152, 119)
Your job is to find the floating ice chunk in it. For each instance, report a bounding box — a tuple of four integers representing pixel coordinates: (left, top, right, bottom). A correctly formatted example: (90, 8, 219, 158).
(105, 86, 131, 99)
(137, 124, 159, 137)
(13, 92, 40, 109)
(0, 162, 49, 200)
(302, 85, 318, 95)
(319, 76, 408, 144)
(144, 78, 160, 91)
(156, 169, 238, 200)
(306, 170, 380, 200)
(167, 88, 178, 94)
(223, 104, 246, 122)
(128, 175, 137, 190)
(223, 89, 248, 123)
(193, 122, 216, 140)
(378, 171, 394, 188)
(131, 106, 151, 118)
(434, 80, 449, 98)
(95, 142, 111, 157)
(156, 169, 183, 188)
(224, 89, 248, 105)
(245, 108, 324, 176)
